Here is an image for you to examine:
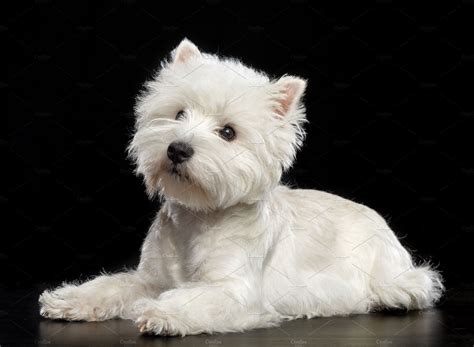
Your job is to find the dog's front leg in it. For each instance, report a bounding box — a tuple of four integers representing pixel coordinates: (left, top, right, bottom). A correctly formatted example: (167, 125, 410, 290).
(39, 271, 163, 321)
(132, 279, 279, 336)
(133, 225, 282, 336)
(39, 215, 178, 322)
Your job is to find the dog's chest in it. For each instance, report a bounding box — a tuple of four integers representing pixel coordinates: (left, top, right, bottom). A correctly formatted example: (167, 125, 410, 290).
(169, 206, 266, 282)
(169, 212, 226, 280)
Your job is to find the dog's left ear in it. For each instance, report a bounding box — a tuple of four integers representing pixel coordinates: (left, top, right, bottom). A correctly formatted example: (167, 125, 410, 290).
(171, 38, 201, 65)
(272, 76, 307, 116)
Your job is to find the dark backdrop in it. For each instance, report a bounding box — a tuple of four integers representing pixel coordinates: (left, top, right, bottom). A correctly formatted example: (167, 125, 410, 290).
(4, 1, 474, 290)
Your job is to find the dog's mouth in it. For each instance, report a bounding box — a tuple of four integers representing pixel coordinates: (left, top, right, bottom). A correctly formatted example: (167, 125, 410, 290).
(167, 164, 190, 181)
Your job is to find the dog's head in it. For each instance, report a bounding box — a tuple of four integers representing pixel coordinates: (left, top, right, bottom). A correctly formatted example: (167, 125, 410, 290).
(129, 39, 307, 211)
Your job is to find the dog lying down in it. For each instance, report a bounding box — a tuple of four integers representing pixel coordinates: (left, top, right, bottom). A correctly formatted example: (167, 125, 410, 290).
(39, 39, 444, 336)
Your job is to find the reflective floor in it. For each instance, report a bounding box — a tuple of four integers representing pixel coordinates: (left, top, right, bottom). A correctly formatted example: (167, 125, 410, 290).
(1, 287, 473, 346)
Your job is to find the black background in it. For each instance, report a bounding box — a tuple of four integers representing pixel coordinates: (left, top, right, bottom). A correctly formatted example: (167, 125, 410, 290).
(4, 0, 474, 293)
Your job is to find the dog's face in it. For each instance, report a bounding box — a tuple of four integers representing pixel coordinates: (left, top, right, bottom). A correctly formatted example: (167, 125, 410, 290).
(129, 39, 307, 211)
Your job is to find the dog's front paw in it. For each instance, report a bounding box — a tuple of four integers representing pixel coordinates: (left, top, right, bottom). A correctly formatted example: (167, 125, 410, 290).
(39, 286, 111, 321)
(136, 310, 187, 336)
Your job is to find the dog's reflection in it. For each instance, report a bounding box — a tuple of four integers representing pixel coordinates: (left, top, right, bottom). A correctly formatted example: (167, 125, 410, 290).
(38, 309, 446, 346)
(38, 319, 170, 346)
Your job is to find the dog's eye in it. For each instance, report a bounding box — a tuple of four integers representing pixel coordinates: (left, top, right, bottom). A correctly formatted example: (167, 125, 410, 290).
(219, 126, 236, 141)
(175, 110, 186, 120)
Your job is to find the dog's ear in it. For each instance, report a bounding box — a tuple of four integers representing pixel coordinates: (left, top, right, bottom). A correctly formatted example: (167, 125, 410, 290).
(171, 38, 201, 65)
(272, 76, 307, 116)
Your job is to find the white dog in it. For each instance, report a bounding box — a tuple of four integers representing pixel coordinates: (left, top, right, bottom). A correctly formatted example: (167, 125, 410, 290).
(39, 39, 444, 336)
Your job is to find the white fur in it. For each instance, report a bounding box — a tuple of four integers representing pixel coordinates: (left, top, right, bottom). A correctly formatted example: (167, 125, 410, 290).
(39, 38, 444, 336)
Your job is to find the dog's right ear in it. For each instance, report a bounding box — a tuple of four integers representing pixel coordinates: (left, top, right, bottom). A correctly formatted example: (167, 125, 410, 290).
(171, 38, 201, 65)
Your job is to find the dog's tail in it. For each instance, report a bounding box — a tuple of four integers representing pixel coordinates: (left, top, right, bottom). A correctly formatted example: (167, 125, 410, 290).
(371, 263, 444, 310)
(367, 233, 444, 311)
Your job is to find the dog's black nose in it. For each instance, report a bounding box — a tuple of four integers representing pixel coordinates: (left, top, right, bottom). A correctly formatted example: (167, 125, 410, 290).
(167, 141, 194, 164)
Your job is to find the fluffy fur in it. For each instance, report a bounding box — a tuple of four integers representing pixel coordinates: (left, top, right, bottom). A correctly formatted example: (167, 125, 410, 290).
(39, 39, 444, 336)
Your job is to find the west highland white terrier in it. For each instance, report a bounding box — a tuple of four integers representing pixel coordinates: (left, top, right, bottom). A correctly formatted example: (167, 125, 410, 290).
(39, 39, 444, 336)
